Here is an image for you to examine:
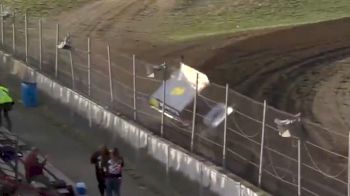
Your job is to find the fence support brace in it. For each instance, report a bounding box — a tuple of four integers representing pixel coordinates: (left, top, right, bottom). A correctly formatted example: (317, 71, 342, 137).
(87, 37, 92, 127)
(190, 73, 199, 152)
(69, 50, 75, 89)
(258, 100, 267, 187)
(107, 44, 113, 102)
(24, 12, 28, 63)
(132, 54, 137, 121)
(160, 63, 167, 137)
(55, 24, 59, 78)
(39, 19, 42, 70)
(12, 23, 15, 54)
(222, 84, 229, 168)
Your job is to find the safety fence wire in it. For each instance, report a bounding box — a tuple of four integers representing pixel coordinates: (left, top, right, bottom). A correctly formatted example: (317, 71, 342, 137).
(227, 89, 263, 140)
(38, 19, 56, 76)
(300, 143, 347, 195)
(13, 16, 25, 62)
(262, 105, 304, 195)
(265, 138, 296, 181)
(27, 19, 40, 68)
(2, 15, 13, 55)
(232, 111, 261, 138)
(69, 45, 88, 95)
(301, 123, 348, 195)
(303, 142, 347, 181)
(112, 78, 136, 119)
(195, 83, 226, 165)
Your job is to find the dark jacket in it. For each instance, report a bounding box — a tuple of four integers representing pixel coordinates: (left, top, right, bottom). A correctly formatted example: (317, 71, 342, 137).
(90, 151, 108, 177)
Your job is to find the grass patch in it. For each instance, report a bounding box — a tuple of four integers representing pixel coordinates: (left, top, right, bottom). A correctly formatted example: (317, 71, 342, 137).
(2, 0, 89, 16)
(164, 0, 350, 40)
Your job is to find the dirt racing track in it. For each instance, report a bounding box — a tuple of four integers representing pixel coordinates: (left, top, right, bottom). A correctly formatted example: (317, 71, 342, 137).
(6, 1, 350, 194)
(49, 15, 350, 195)
(197, 18, 350, 195)
(202, 17, 350, 142)
(51, 11, 350, 196)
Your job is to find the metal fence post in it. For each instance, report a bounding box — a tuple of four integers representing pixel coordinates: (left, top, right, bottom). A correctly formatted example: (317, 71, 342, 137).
(87, 37, 92, 128)
(87, 37, 91, 97)
(132, 54, 137, 121)
(1, 4, 4, 45)
(348, 131, 350, 196)
(69, 50, 75, 89)
(160, 63, 167, 137)
(222, 83, 229, 168)
(160, 79, 166, 137)
(190, 73, 199, 152)
(24, 11, 28, 63)
(298, 139, 301, 196)
(258, 100, 267, 187)
(39, 19, 42, 70)
(55, 24, 59, 78)
(12, 23, 15, 53)
(107, 44, 113, 102)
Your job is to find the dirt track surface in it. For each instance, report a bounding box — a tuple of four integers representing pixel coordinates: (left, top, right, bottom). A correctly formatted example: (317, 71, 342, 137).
(54, 0, 350, 149)
(201, 17, 350, 146)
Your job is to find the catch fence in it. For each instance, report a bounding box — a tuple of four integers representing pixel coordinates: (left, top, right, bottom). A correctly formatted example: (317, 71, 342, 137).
(0, 10, 349, 196)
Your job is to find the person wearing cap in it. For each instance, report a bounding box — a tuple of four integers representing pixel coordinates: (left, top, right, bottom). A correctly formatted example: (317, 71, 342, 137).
(90, 145, 109, 196)
(0, 85, 14, 131)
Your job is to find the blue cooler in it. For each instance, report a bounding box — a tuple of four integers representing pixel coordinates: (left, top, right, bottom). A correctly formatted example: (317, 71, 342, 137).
(75, 182, 87, 195)
(21, 82, 38, 107)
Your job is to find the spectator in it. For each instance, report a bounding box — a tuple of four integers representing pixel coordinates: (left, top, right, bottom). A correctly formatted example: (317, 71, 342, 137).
(105, 148, 124, 196)
(90, 145, 109, 196)
(24, 148, 50, 187)
(0, 85, 14, 131)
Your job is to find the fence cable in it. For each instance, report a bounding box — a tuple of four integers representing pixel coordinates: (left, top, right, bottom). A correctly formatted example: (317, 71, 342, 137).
(234, 109, 263, 124)
(226, 148, 259, 168)
(227, 127, 261, 146)
(195, 133, 223, 148)
(303, 142, 347, 180)
(232, 111, 260, 138)
(265, 139, 294, 181)
(111, 62, 133, 76)
(263, 169, 297, 187)
(305, 141, 347, 159)
(167, 120, 192, 134)
(303, 119, 348, 138)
